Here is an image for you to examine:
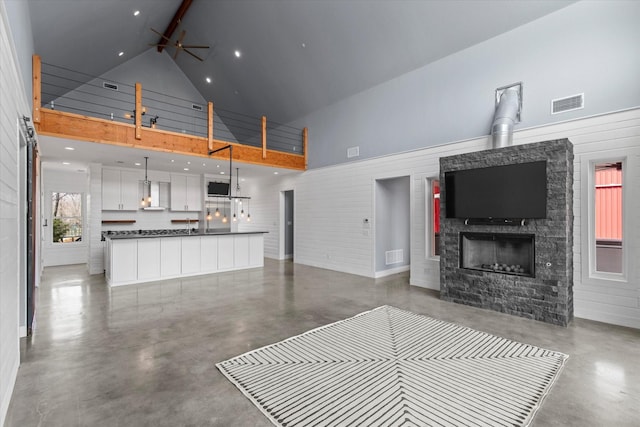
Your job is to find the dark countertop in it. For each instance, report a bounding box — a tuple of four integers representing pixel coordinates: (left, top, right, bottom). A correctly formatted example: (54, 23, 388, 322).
(106, 231, 268, 240)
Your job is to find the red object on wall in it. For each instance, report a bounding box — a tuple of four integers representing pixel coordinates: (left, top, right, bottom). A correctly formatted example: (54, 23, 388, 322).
(595, 168, 622, 240)
(433, 182, 440, 233)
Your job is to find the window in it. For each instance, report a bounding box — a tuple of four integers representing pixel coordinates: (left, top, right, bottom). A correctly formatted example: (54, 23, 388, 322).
(593, 162, 622, 274)
(52, 192, 83, 243)
(426, 178, 440, 257)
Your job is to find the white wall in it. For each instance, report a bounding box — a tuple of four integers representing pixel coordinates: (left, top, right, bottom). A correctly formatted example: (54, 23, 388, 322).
(252, 108, 640, 329)
(0, 1, 29, 423)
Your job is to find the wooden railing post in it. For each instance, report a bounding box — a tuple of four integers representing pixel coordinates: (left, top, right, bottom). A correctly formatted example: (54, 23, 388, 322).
(32, 55, 41, 124)
(261, 116, 267, 159)
(135, 83, 142, 140)
(303, 127, 308, 169)
(208, 102, 214, 152)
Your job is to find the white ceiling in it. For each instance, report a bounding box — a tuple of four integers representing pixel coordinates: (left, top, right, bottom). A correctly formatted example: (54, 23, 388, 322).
(28, 0, 576, 174)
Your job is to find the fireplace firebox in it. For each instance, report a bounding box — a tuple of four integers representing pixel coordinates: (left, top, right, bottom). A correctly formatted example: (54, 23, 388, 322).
(460, 232, 534, 277)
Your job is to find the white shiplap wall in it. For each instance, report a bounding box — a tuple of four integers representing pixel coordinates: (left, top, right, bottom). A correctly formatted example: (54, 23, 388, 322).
(0, 3, 27, 424)
(257, 108, 639, 328)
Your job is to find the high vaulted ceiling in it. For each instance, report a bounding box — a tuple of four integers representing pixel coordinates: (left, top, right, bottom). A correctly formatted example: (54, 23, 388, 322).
(27, 0, 576, 127)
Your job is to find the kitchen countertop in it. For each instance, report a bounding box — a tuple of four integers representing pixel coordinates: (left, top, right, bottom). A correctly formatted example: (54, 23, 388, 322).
(105, 231, 268, 240)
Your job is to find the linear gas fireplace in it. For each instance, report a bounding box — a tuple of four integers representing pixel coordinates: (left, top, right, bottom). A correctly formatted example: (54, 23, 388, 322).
(460, 232, 534, 277)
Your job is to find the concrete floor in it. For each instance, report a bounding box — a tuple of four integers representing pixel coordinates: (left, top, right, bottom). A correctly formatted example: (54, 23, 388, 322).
(5, 260, 640, 426)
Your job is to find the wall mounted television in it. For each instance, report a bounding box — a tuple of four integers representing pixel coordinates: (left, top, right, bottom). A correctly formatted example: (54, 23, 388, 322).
(445, 160, 547, 220)
(207, 181, 230, 196)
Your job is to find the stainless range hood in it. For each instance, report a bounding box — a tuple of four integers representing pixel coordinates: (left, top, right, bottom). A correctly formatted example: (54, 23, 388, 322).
(142, 181, 165, 210)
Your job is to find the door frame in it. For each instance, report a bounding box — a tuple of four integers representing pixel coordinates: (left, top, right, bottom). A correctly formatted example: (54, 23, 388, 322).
(279, 189, 294, 260)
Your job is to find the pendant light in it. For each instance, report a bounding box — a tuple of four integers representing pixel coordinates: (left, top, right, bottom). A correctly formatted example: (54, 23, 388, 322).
(247, 199, 251, 222)
(144, 156, 151, 205)
(206, 210, 212, 221)
(215, 197, 220, 217)
(222, 204, 227, 223)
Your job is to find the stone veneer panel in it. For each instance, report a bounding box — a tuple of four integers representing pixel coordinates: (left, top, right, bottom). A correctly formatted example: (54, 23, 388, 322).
(439, 139, 573, 326)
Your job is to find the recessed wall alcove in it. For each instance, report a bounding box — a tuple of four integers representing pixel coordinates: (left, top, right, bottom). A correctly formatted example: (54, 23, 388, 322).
(439, 139, 574, 326)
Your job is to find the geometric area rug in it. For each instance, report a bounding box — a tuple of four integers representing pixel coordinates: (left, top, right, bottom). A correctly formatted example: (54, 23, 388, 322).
(217, 306, 568, 427)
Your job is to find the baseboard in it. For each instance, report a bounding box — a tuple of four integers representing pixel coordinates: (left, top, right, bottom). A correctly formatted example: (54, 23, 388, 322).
(19, 326, 26, 338)
(374, 265, 410, 278)
(0, 356, 19, 427)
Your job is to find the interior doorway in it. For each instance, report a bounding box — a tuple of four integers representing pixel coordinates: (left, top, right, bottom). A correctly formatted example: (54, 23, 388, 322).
(282, 190, 294, 259)
(374, 176, 410, 277)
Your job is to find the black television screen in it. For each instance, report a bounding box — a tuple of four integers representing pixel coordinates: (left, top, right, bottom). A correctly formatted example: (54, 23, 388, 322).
(445, 161, 547, 219)
(207, 181, 230, 196)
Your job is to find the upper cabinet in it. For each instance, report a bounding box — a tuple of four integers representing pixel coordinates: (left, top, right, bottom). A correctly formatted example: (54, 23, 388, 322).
(102, 168, 141, 210)
(170, 173, 202, 212)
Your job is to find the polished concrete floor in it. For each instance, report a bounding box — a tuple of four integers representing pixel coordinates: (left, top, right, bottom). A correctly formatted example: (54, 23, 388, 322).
(6, 260, 640, 426)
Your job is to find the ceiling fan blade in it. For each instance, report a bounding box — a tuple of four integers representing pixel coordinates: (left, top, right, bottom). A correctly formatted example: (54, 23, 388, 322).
(177, 30, 187, 45)
(148, 44, 170, 47)
(173, 47, 180, 60)
(183, 48, 204, 62)
(150, 28, 172, 42)
(181, 44, 209, 49)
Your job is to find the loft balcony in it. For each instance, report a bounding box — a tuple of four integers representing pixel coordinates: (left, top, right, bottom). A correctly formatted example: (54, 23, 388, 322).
(31, 55, 307, 171)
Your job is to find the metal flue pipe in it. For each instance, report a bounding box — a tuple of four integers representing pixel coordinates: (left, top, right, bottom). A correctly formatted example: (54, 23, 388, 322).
(491, 88, 520, 149)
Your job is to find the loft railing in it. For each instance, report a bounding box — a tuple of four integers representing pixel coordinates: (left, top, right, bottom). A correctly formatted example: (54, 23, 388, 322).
(32, 55, 307, 170)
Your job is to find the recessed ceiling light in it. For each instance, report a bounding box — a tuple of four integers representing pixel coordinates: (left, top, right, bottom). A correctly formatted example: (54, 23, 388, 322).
(216, 165, 220, 168)
(234, 50, 241, 58)
(171, 159, 175, 163)
(274, 172, 279, 175)
(241, 178, 245, 182)
(134, 162, 141, 166)
(62, 162, 70, 165)
(133, 10, 140, 16)
(301, 43, 306, 48)
(187, 161, 191, 165)
(205, 77, 212, 84)
(202, 163, 206, 166)
(64, 146, 74, 151)
(220, 171, 225, 175)
(234, 90, 239, 95)
(118, 51, 124, 57)
(183, 168, 189, 171)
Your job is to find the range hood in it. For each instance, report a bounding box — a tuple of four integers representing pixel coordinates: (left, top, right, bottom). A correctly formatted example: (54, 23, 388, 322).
(142, 181, 165, 210)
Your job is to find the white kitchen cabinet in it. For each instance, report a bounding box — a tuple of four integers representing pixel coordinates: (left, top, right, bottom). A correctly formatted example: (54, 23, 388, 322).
(105, 233, 265, 286)
(234, 235, 249, 268)
(102, 168, 140, 210)
(160, 237, 181, 277)
(170, 173, 202, 211)
(110, 239, 137, 283)
(200, 236, 218, 273)
(181, 237, 201, 274)
(218, 235, 235, 270)
(249, 234, 264, 267)
(137, 239, 161, 281)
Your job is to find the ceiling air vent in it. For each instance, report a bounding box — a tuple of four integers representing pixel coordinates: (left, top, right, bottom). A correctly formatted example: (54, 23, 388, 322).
(103, 82, 118, 91)
(551, 93, 584, 114)
(347, 146, 360, 158)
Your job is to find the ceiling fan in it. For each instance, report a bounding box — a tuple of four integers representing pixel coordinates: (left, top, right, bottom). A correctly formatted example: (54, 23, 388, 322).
(149, 28, 209, 61)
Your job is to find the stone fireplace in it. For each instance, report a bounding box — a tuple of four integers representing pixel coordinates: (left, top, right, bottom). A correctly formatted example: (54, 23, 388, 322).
(439, 139, 573, 326)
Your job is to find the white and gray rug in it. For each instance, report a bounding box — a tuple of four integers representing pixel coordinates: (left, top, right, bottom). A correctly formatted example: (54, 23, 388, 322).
(217, 306, 568, 427)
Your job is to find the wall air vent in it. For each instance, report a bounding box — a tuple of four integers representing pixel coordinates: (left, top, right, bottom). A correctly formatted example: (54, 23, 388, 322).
(347, 146, 360, 158)
(192, 104, 203, 111)
(103, 82, 118, 91)
(385, 249, 403, 265)
(551, 93, 584, 114)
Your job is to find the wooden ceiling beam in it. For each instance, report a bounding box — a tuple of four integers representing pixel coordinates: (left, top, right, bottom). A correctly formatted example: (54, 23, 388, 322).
(157, 0, 193, 53)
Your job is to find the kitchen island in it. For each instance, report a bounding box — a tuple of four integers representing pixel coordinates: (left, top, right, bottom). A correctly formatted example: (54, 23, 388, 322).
(105, 231, 266, 287)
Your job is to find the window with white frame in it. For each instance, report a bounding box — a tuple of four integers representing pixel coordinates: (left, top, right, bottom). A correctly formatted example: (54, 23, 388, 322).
(51, 192, 83, 243)
(426, 178, 440, 258)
